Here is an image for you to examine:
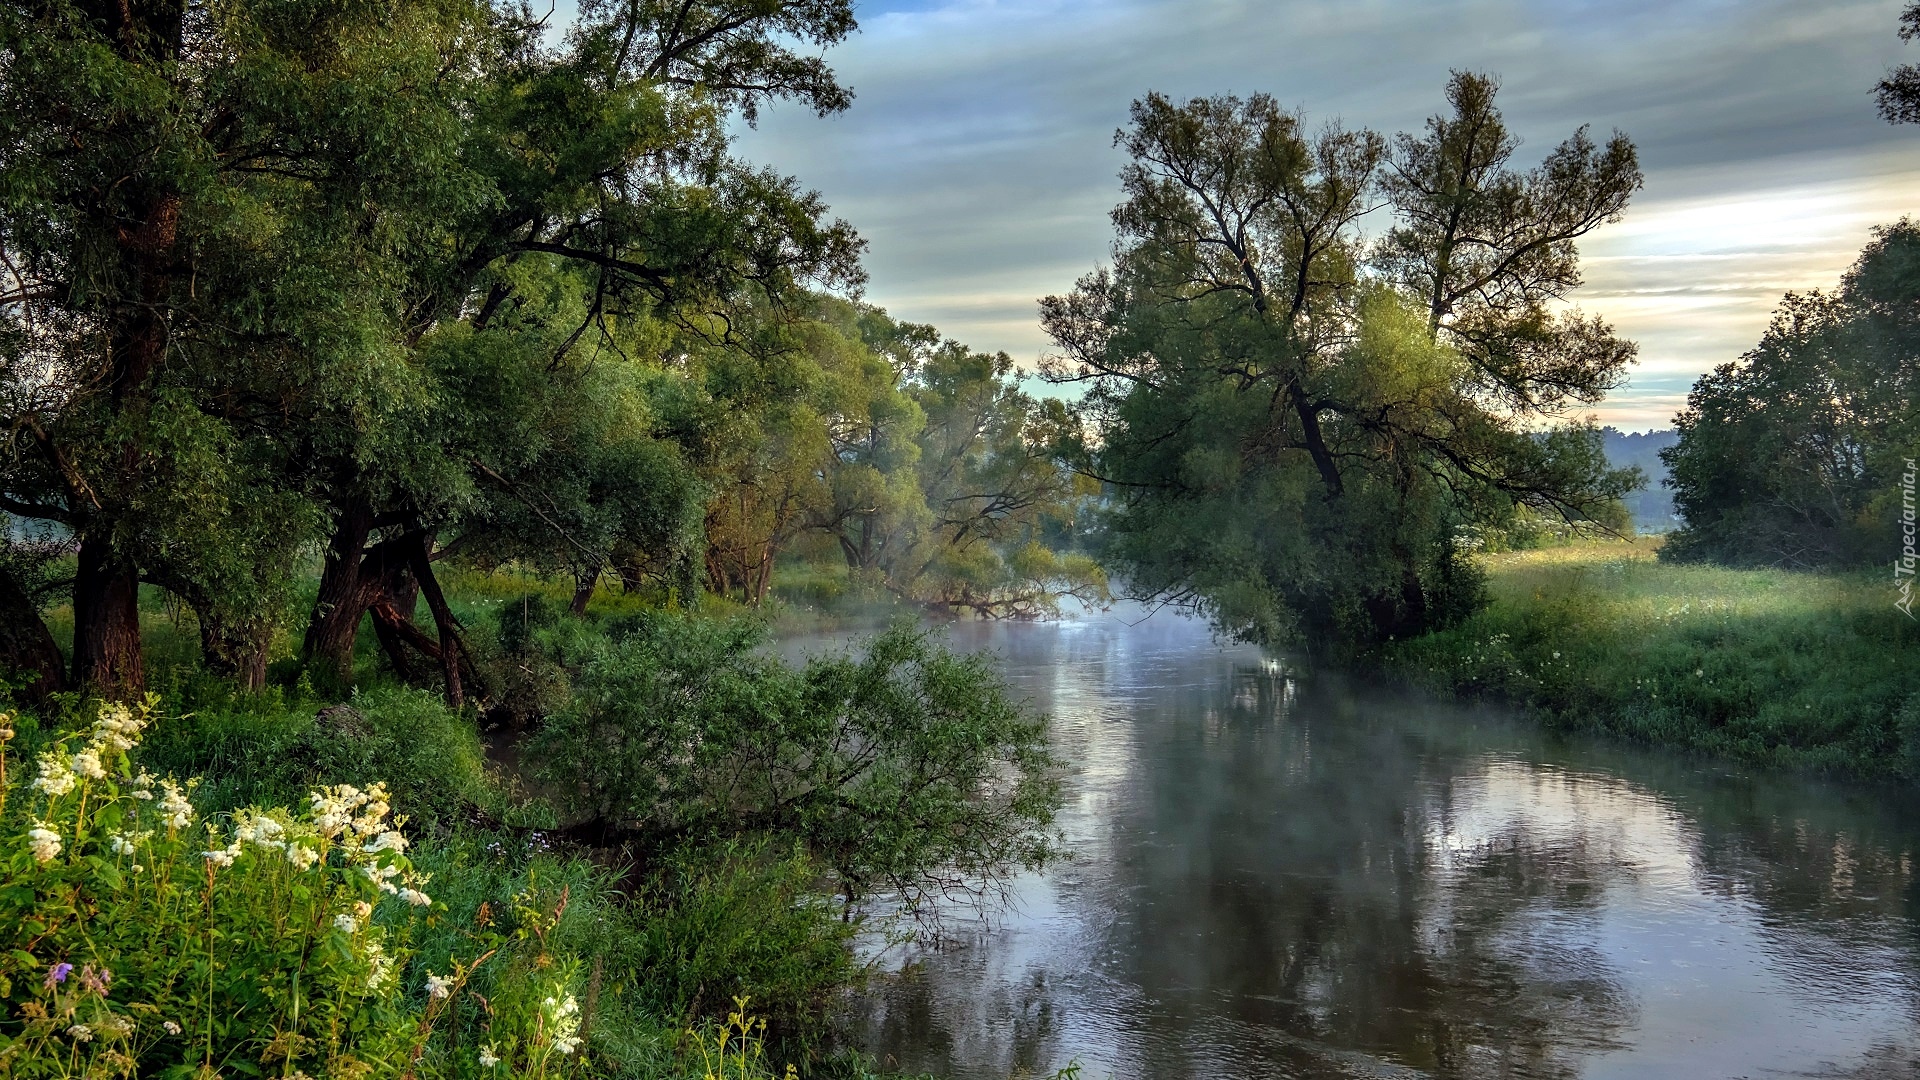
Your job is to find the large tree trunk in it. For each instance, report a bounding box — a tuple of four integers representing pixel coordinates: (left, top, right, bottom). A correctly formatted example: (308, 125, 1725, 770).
(71, 530, 144, 699)
(304, 502, 376, 685)
(0, 566, 65, 702)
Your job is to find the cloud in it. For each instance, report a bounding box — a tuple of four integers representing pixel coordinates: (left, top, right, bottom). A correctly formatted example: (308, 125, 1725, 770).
(732, 0, 1920, 431)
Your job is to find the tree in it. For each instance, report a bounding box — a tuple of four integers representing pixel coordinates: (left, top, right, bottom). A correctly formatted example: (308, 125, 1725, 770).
(1042, 81, 1639, 650)
(291, 0, 864, 698)
(417, 280, 705, 619)
(1662, 222, 1919, 568)
(1877, 3, 1920, 124)
(687, 298, 1101, 615)
(1377, 72, 1640, 412)
(0, 0, 496, 696)
(893, 342, 1102, 616)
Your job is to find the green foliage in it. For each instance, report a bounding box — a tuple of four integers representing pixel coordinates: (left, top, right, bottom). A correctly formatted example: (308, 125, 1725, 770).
(0, 697, 897, 1080)
(1040, 78, 1641, 651)
(533, 616, 1061, 909)
(610, 838, 858, 1038)
(1662, 221, 1919, 569)
(690, 297, 1103, 617)
(0, 700, 450, 1078)
(133, 687, 495, 830)
(1389, 542, 1920, 777)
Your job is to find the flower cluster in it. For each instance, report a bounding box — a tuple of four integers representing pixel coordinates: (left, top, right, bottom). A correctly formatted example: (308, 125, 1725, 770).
(31, 700, 150, 802)
(1, 697, 467, 1078)
(26, 823, 61, 864)
(543, 989, 583, 1056)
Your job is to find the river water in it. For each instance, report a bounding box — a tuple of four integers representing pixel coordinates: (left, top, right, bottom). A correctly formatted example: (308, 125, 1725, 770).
(786, 607, 1920, 1080)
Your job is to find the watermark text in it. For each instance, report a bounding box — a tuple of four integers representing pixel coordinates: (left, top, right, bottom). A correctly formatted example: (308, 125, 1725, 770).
(1899, 456, 1916, 619)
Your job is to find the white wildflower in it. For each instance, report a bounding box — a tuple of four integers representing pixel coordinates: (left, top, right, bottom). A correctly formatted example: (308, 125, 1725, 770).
(203, 845, 237, 869)
(27, 824, 61, 863)
(70, 749, 106, 780)
(162, 1020, 182, 1035)
(109, 833, 136, 856)
(333, 913, 359, 935)
(32, 756, 75, 798)
(285, 843, 319, 870)
(425, 973, 453, 1000)
(308, 785, 360, 837)
(363, 830, 407, 855)
(65, 1023, 92, 1042)
(157, 781, 194, 830)
(544, 992, 582, 1054)
(398, 888, 432, 907)
(478, 1045, 500, 1067)
(129, 772, 156, 800)
(365, 940, 394, 991)
(96, 1014, 132, 1038)
(235, 814, 286, 850)
(363, 862, 402, 893)
(89, 701, 144, 751)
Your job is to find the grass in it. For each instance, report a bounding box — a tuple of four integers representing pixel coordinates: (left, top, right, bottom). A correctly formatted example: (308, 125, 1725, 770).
(1387, 537, 1920, 778)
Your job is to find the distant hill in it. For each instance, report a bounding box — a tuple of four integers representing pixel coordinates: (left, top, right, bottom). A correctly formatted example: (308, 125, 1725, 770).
(1600, 427, 1681, 533)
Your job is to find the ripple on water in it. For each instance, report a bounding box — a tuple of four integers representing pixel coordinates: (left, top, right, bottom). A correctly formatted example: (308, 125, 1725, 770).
(810, 609, 1920, 1079)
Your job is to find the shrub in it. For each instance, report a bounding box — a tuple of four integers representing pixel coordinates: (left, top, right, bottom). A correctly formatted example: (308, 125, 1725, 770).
(533, 617, 1062, 912)
(133, 687, 496, 827)
(615, 838, 857, 1038)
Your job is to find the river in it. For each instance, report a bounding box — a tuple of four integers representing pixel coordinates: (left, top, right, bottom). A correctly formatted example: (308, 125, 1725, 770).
(785, 605, 1920, 1079)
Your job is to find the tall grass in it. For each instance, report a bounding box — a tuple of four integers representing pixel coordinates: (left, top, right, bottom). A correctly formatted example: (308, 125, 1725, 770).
(1388, 539, 1920, 777)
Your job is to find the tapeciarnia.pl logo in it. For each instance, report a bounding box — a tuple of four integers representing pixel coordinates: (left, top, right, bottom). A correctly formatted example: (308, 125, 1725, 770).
(1899, 456, 1916, 619)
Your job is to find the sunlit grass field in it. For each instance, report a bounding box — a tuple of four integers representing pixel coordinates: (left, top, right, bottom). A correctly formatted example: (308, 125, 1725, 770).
(1389, 538, 1920, 778)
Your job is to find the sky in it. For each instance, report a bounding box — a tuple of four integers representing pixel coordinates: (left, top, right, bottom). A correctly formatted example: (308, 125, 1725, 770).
(722, 0, 1920, 432)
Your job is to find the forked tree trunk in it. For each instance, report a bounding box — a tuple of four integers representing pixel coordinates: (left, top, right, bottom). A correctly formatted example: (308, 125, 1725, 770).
(304, 502, 376, 684)
(71, 530, 144, 700)
(366, 568, 425, 677)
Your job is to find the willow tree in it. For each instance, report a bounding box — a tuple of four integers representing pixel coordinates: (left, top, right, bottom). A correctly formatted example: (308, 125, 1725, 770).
(0, 0, 493, 696)
(701, 299, 1101, 615)
(1042, 77, 1640, 649)
(283, 0, 864, 699)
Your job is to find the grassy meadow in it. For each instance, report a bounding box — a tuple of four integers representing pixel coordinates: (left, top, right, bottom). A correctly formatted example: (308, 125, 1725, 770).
(1387, 539, 1920, 778)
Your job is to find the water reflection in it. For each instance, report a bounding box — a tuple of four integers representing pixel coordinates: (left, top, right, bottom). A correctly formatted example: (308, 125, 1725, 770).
(787, 609, 1920, 1079)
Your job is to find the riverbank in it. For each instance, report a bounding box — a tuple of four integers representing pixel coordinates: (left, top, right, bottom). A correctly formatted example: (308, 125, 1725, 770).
(1384, 539, 1920, 779)
(6, 567, 1069, 1079)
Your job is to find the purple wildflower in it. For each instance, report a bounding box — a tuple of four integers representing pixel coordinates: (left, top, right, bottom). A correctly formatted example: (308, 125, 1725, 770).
(44, 962, 72, 990)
